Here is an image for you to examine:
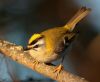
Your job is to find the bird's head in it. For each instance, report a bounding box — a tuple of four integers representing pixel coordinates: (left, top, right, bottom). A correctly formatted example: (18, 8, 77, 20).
(27, 34, 45, 51)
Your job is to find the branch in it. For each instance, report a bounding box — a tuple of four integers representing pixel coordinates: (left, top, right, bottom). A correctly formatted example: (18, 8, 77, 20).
(0, 40, 89, 82)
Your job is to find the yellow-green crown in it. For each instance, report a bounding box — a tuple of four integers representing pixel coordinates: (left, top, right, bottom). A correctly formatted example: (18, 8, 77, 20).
(28, 33, 42, 44)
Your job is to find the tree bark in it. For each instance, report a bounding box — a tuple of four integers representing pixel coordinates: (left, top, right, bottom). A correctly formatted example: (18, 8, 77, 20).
(0, 40, 89, 82)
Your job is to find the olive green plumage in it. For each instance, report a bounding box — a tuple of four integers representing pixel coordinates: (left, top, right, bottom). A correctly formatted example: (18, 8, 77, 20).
(27, 7, 91, 63)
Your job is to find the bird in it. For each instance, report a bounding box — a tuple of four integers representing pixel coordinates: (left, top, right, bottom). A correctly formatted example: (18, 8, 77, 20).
(26, 7, 91, 73)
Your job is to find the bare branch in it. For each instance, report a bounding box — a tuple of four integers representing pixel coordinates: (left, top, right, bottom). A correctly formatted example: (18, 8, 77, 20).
(0, 40, 89, 82)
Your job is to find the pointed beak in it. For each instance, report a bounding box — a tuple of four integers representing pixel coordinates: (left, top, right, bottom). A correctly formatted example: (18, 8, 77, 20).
(27, 45, 34, 49)
(24, 45, 33, 50)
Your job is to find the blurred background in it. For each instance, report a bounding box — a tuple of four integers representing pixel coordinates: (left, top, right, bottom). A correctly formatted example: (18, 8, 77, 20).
(0, 0, 100, 82)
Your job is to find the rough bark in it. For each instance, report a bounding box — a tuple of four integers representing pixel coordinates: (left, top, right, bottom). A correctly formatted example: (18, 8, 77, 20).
(0, 40, 89, 82)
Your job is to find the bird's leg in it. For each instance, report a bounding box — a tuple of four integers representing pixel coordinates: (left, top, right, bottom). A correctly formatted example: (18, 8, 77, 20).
(54, 64, 63, 73)
(54, 55, 65, 78)
(54, 64, 63, 79)
(32, 60, 39, 69)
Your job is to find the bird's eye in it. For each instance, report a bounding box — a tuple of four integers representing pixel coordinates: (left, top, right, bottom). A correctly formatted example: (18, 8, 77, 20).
(33, 44, 39, 48)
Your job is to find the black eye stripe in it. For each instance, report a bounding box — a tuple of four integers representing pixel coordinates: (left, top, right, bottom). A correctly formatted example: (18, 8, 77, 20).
(33, 45, 39, 48)
(28, 35, 44, 45)
(33, 44, 44, 48)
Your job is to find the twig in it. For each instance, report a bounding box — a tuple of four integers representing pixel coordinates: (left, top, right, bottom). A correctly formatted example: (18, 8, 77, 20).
(0, 40, 89, 82)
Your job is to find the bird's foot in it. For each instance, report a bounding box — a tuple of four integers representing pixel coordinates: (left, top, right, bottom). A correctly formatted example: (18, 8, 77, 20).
(54, 64, 63, 78)
(33, 60, 39, 69)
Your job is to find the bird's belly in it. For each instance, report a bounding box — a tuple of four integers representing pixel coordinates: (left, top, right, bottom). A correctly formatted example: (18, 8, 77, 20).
(39, 53, 60, 63)
(28, 50, 60, 63)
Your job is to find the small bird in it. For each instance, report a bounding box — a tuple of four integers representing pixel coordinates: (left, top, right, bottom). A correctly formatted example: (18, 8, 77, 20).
(27, 7, 91, 73)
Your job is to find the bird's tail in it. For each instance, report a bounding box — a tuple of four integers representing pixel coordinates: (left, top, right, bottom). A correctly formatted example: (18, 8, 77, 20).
(64, 7, 91, 31)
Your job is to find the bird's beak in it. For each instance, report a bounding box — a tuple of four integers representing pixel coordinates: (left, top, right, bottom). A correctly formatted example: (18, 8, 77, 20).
(27, 45, 34, 49)
(24, 45, 33, 50)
